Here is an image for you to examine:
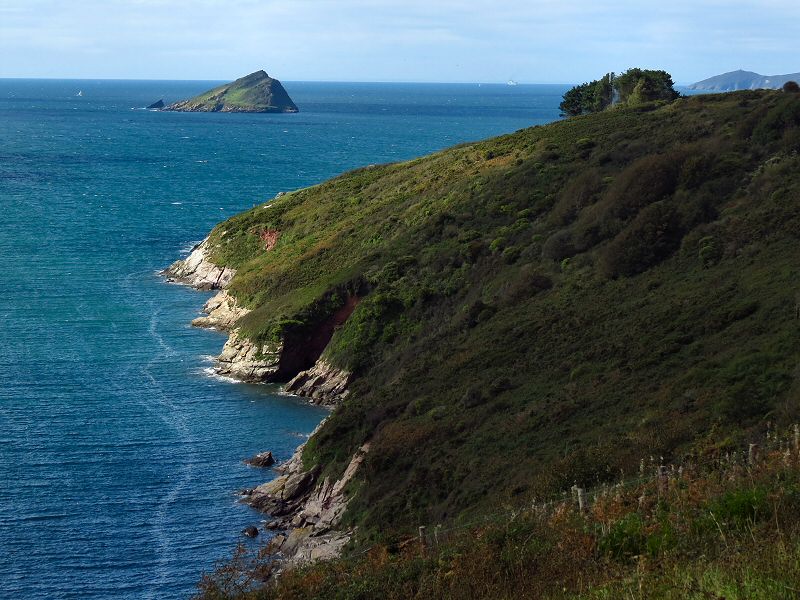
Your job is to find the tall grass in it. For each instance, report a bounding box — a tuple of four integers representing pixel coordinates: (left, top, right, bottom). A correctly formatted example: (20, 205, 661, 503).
(197, 429, 800, 599)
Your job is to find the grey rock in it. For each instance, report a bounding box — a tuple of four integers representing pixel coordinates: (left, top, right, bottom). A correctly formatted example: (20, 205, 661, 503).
(243, 525, 259, 538)
(245, 451, 275, 468)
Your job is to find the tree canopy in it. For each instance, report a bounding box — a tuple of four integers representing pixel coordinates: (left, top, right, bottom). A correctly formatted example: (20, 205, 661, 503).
(561, 68, 680, 117)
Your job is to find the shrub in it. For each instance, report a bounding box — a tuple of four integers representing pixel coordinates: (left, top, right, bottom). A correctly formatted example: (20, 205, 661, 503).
(708, 487, 769, 529)
(600, 201, 685, 277)
(783, 81, 800, 93)
(542, 229, 576, 261)
(698, 235, 722, 267)
(551, 169, 602, 225)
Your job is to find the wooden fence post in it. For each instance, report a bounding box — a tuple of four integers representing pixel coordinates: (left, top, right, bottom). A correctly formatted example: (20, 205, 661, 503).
(576, 487, 586, 513)
(657, 465, 668, 497)
(418, 526, 427, 551)
(748, 443, 759, 466)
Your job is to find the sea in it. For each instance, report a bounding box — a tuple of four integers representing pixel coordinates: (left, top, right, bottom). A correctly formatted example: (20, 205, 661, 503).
(0, 79, 568, 599)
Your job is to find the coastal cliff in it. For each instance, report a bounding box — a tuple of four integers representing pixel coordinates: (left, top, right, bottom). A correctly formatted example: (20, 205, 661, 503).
(181, 89, 800, 595)
(165, 234, 357, 563)
(243, 428, 369, 564)
(163, 238, 235, 290)
(165, 236, 353, 400)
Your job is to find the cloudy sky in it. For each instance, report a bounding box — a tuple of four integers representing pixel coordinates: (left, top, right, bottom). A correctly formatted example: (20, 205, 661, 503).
(1, 0, 798, 83)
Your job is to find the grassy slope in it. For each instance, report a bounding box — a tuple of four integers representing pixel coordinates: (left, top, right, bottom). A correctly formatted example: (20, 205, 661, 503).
(203, 90, 800, 542)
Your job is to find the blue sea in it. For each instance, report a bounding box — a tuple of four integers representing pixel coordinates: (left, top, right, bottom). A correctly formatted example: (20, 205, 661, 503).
(0, 79, 567, 599)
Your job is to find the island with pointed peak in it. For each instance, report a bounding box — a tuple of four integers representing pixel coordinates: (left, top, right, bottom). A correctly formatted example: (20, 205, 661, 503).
(163, 70, 298, 113)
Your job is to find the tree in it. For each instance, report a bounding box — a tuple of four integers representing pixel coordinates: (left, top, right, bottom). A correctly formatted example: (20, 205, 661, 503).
(560, 68, 679, 117)
(783, 81, 800, 93)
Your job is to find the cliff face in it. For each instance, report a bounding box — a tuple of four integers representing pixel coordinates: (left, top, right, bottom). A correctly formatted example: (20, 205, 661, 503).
(166, 240, 353, 402)
(164, 70, 299, 113)
(165, 235, 358, 563)
(284, 361, 351, 407)
(243, 428, 370, 565)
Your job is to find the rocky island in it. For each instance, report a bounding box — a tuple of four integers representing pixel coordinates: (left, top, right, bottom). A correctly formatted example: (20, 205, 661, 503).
(164, 70, 298, 113)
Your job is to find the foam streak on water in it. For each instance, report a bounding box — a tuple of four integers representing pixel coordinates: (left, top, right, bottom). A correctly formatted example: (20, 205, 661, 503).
(0, 78, 564, 599)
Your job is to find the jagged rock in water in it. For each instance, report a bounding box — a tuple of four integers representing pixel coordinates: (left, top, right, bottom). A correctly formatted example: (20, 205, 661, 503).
(147, 99, 165, 109)
(244, 451, 275, 468)
(164, 71, 298, 113)
(242, 525, 259, 538)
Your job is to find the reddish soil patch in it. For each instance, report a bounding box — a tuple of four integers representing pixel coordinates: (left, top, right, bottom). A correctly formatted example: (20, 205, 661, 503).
(260, 229, 280, 251)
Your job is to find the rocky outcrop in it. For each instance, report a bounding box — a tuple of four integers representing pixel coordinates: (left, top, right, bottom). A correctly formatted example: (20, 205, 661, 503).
(245, 434, 370, 565)
(166, 235, 361, 567)
(216, 330, 282, 382)
(244, 451, 275, 468)
(163, 238, 235, 290)
(192, 289, 250, 329)
(284, 359, 351, 406)
(147, 99, 165, 109)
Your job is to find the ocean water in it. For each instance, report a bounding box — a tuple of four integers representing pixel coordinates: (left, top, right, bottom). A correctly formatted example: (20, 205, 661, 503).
(0, 79, 567, 599)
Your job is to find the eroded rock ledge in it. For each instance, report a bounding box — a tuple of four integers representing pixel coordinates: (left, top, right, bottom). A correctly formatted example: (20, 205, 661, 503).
(285, 360, 351, 406)
(217, 330, 283, 382)
(244, 433, 370, 565)
(192, 289, 250, 329)
(163, 238, 235, 290)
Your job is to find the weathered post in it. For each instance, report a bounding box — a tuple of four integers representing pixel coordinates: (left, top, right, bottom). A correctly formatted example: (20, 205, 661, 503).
(434, 523, 442, 546)
(576, 487, 586, 513)
(748, 443, 759, 466)
(657, 465, 668, 497)
(418, 526, 427, 552)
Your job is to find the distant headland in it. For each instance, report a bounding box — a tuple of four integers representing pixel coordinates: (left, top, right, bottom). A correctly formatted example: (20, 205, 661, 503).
(162, 70, 298, 113)
(689, 69, 800, 91)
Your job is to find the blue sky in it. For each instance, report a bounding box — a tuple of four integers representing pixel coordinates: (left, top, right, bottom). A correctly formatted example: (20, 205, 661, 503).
(1, 0, 798, 83)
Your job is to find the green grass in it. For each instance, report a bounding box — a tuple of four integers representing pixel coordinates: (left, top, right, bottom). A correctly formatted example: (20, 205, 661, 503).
(200, 89, 800, 542)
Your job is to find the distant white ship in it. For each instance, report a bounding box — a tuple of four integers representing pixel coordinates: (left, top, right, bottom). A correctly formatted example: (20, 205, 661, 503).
(76, 90, 84, 97)
(507, 80, 518, 86)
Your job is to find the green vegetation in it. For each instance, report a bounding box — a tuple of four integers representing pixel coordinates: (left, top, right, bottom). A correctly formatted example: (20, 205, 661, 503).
(166, 70, 298, 113)
(560, 68, 680, 116)
(197, 88, 800, 594)
(199, 438, 800, 599)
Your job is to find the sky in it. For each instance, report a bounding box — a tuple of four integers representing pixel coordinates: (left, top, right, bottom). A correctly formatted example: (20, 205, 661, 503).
(1, 0, 798, 84)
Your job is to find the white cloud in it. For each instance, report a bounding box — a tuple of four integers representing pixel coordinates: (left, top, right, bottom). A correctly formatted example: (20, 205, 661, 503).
(0, 0, 797, 82)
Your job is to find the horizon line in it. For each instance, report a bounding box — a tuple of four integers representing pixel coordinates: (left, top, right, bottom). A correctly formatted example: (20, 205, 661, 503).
(0, 76, 700, 87)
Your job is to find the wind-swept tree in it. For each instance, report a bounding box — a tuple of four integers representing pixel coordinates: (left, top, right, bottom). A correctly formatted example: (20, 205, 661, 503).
(561, 68, 679, 117)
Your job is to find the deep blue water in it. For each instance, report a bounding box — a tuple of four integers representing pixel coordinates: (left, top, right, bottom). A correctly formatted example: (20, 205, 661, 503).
(0, 79, 567, 599)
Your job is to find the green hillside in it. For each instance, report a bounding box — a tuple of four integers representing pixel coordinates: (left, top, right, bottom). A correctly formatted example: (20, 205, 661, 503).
(200, 88, 800, 545)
